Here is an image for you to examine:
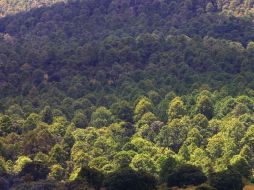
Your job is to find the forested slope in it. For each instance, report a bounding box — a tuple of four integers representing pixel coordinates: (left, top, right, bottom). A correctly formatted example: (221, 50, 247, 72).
(0, 0, 66, 17)
(0, 0, 254, 190)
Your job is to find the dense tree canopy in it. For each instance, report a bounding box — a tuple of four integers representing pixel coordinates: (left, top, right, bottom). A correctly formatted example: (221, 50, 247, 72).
(0, 0, 254, 189)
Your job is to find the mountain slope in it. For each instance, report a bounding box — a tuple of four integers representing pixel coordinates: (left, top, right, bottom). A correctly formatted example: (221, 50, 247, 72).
(0, 1, 254, 190)
(0, 0, 66, 17)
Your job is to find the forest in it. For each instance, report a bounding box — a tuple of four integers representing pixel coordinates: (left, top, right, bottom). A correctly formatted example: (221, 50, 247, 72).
(1, 0, 254, 189)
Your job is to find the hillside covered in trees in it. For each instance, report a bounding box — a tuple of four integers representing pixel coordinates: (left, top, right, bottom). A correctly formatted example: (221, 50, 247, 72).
(1, 0, 254, 189)
(0, 0, 66, 17)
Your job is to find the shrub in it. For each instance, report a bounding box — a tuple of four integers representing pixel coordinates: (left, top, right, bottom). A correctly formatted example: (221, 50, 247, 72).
(167, 164, 207, 187)
(209, 169, 243, 190)
(19, 161, 50, 181)
(159, 156, 177, 183)
(104, 168, 157, 190)
(77, 166, 104, 189)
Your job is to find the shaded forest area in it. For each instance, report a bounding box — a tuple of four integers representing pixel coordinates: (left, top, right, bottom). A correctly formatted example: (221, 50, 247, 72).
(0, 0, 254, 190)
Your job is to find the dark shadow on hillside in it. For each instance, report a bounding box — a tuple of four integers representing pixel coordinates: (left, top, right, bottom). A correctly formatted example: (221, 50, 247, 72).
(0, 0, 254, 44)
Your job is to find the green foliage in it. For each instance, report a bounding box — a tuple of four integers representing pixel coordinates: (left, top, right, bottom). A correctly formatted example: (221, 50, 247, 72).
(167, 164, 207, 187)
(209, 169, 244, 190)
(48, 144, 68, 165)
(72, 112, 88, 129)
(159, 156, 178, 183)
(1, 0, 254, 189)
(134, 97, 153, 121)
(90, 107, 114, 128)
(196, 95, 214, 119)
(13, 156, 32, 174)
(0, 0, 65, 17)
(49, 116, 68, 137)
(88, 157, 109, 171)
(19, 161, 50, 181)
(206, 133, 237, 167)
(130, 153, 157, 174)
(22, 113, 40, 132)
(23, 128, 56, 156)
(104, 168, 157, 190)
(34, 152, 48, 163)
(111, 101, 133, 122)
(229, 155, 252, 179)
(0, 157, 7, 176)
(189, 148, 212, 174)
(158, 117, 189, 151)
(114, 150, 136, 168)
(168, 97, 186, 121)
(0, 115, 13, 135)
(41, 106, 53, 124)
(77, 166, 104, 189)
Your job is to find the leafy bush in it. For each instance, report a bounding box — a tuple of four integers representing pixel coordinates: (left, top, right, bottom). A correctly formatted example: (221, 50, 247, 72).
(104, 168, 157, 190)
(77, 166, 104, 189)
(19, 161, 50, 181)
(167, 164, 207, 187)
(209, 169, 244, 190)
